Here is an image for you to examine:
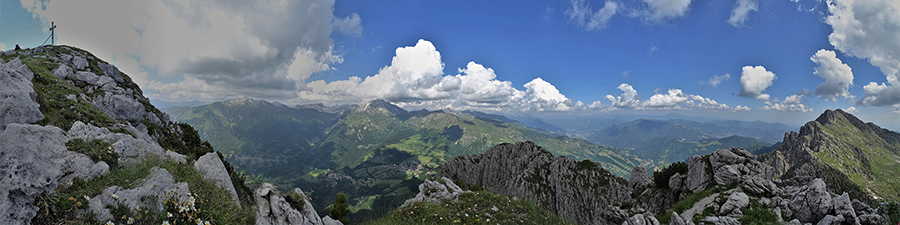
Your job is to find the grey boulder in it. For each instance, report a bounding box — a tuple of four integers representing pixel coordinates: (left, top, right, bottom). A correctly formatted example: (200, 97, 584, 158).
(194, 152, 241, 207)
(0, 58, 43, 132)
(621, 213, 660, 225)
(790, 179, 833, 223)
(0, 124, 69, 225)
(718, 192, 749, 216)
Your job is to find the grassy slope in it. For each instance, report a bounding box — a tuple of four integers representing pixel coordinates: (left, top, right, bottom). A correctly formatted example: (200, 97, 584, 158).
(815, 118, 900, 200)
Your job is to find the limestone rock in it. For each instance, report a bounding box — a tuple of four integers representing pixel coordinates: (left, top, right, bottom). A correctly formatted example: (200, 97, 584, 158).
(622, 213, 659, 225)
(90, 167, 192, 222)
(91, 92, 145, 122)
(437, 142, 632, 225)
(701, 216, 740, 225)
(685, 155, 711, 193)
(194, 152, 240, 207)
(718, 192, 749, 216)
(741, 175, 779, 195)
(790, 179, 833, 223)
(858, 214, 885, 225)
(669, 173, 685, 192)
(817, 214, 844, 225)
(97, 62, 125, 83)
(0, 124, 69, 225)
(709, 148, 774, 187)
(0, 58, 43, 132)
(832, 192, 860, 225)
(52, 64, 72, 79)
(401, 177, 465, 207)
(72, 55, 88, 70)
(670, 212, 695, 225)
(629, 166, 652, 189)
(255, 183, 338, 225)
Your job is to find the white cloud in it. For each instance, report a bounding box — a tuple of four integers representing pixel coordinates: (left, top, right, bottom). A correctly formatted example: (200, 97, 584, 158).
(566, 0, 620, 31)
(761, 94, 813, 112)
(605, 83, 642, 109)
(333, 13, 363, 36)
(728, 0, 759, 27)
(701, 74, 730, 87)
(810, 49, 854, 101)
(826, 0, 900, 106)
(0, 43, 6, 51)
(524, 78, 582, 111)
(638, 0, 694, 22)
(738, 65, 777, 101)
(595, 83, 732, 111)
(845, 106, 858, 113)
(20, 0, 354, 103)
(735, 105, 751, 111)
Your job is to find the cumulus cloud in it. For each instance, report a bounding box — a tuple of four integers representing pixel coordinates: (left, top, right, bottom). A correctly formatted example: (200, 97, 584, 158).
(566, 0, 620, 31)
(728, 0, 759, 27)
(299, 40, 588, 112)
(0, 43, 6, 51)
(20, 0, 358, 103)
(701, 74, 730, 87)
(761, 94, 813, 112)
(845, 106, 858, 113)
(735, 105, 751, 111)
(810, 49, 854, 101)
(738, 65, 776, 101)
(637, 0, 695, 22)
(594, 83, 734, 111)
(524, 78, 583, 111)
(825, 0, 900, 106)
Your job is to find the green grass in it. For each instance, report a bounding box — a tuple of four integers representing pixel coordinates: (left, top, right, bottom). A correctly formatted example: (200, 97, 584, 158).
(815, 118, 900, 200)
(739, 200, 779, 225)
(364, 190, 573, 225)
(33, 155, 256, 224)
(66, 139, 118, 168)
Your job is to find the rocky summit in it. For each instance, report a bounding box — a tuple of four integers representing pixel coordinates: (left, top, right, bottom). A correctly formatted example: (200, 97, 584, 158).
(0, 46, 340, 225)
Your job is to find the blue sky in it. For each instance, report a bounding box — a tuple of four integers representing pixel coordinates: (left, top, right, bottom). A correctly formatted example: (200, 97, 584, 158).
(2, 0, 900, 129)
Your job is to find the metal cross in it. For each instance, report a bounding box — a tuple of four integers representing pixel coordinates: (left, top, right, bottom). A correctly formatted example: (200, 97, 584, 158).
(49, 21, 57, 45)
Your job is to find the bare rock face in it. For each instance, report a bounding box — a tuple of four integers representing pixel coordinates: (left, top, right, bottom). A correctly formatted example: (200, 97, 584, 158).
(684, 155, 711, 193)
(670, 212, 695, 225)
(401, 177, 465, 207)
(629, 166, 652, 189)
(194, 152, 241, 207)
(91, 92, 146, 123)
(790, 179, 833, 223)
(621, 213, 659, 225)
(701, 216, 741, 225)
(709, 148, 778, 195)
(438, 141, 632, 225)
(718, 192, 749, 216)
(0, 58, 43, 132)
(255, 183, 340, 225)
(0, 124, 68, 224)
(68, 121, 185, 165)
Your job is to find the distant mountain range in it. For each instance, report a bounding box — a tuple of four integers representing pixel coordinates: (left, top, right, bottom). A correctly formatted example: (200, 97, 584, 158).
(163, 98, 645, 217)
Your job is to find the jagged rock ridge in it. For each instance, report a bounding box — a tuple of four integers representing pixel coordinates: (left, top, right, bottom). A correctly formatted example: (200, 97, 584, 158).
(438, 141, 632, 224)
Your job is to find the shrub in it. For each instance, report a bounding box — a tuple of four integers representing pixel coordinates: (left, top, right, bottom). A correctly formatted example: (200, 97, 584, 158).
(330, 192, 350, 224)
(653, 161, 688, 189)
(739, 202, 779, 225)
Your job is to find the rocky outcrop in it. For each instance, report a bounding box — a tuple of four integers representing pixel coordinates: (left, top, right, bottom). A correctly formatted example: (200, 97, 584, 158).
(255, 183, 342, 225)
(789, 178, 833, 223)
(718, 192, 749, 216)
(708, 148, 778, 196)
(629, 166, 652, 189)
(401, 177, 465, 207)
(0, 58, 43, 132)
(88, 167, 192, 222)
(670, 212, 694, 225)
(68, 121, 186, 165)
(438, 141, 631, 225)
(621, 213, 659, 225)
(194, 152, 240, 207)
(684, 155, 711, 193)
(700, 216, 740, 225)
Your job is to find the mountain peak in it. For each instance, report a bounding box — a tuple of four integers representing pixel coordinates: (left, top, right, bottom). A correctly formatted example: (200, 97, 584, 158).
(811, 109, 869, 132)
(357, 99, 408, 116)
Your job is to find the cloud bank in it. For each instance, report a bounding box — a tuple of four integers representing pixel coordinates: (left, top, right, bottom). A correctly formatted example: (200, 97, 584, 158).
(825, 0, 900, 106)
(810, 49, 854, 101)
